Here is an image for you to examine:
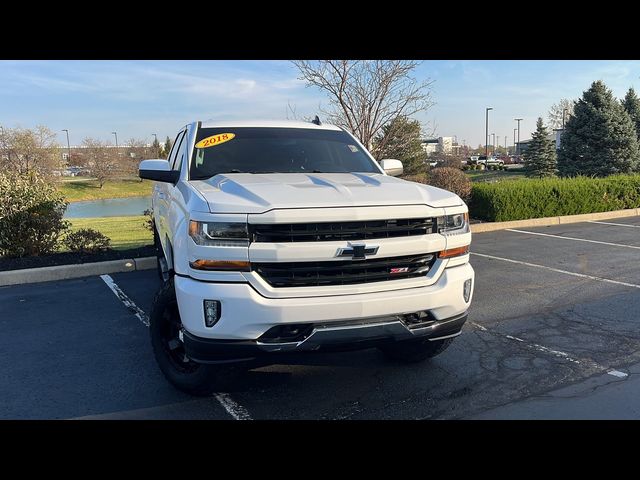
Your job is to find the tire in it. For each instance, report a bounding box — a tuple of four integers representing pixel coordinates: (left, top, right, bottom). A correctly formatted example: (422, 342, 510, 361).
(379, 337, 454, 363)
(153, 227, 171, 284)
(149, 278, 240, 396)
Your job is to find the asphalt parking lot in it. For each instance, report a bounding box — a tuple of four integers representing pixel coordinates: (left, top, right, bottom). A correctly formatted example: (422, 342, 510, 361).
(3, 216, 640, 420)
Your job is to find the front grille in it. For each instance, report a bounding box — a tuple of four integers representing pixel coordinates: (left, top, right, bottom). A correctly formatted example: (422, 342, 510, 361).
(252, 253, 436, 288)
(249, 218, 436, 243)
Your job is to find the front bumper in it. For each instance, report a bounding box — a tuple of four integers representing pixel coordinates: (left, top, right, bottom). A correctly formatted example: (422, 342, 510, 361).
(175, 262, 474, 341)
(183, 311, 467, 364)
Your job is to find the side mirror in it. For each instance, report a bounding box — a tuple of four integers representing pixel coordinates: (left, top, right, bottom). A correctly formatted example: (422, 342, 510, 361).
(379, 159, 404, 177)
(139, 159, 179, 184)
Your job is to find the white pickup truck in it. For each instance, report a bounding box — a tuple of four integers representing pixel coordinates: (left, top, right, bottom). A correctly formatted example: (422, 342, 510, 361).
(139, 120, 474, 395)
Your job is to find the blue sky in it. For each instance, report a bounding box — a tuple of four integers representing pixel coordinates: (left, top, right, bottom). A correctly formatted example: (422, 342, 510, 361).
(1, 60, 640, 148)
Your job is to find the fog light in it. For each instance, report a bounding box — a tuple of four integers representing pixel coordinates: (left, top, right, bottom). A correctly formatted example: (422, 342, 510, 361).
(203, 300, 221, 327)
(463, 279, 472, 303)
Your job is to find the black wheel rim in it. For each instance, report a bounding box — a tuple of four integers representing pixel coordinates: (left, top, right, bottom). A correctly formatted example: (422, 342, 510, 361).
(159, 302, 199, 374)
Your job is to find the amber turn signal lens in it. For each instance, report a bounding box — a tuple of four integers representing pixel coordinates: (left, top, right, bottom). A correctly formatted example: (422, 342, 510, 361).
(190, 259, 250, 271)
(189, 220, 199, 237)
(438, 246, 470, 258)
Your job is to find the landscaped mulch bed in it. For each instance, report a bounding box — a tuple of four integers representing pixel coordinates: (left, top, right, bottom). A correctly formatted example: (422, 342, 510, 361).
(0, 245, 156, 272)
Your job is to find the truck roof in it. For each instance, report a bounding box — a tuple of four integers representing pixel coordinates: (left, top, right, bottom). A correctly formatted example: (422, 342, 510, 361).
(199, 119, 343, 131)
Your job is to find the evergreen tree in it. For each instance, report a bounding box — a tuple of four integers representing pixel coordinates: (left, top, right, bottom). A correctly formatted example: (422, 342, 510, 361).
(622, 87, 640, 141)
(558, 80, 640, 177)
(524, 118, 557, 178)
(151, 136, 161, 158)
(163, 136, 173, 158)
(373, 115, 426, 175)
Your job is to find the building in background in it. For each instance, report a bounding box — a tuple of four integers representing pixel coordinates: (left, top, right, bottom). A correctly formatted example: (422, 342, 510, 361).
(421, 136, 457, 156)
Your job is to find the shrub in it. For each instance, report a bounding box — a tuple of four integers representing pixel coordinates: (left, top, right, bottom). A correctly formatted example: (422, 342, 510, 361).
(469, 174, 640, 222)
(143, 208, 154, 232)
(0, 172, 70, 257)
(63, 228, 111, 253)
(427, 153, 464, 170)
(428, 167, 472, 201)
(401, 173, 429, 184)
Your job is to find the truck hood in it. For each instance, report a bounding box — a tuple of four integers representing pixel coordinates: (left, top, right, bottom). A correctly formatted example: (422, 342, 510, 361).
(190, 173, 462, 214)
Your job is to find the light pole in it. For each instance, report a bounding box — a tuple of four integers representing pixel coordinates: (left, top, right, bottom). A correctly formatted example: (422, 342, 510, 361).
(112, 131, 118, 153)
(562, 108, 568, 130)
(515, 118, 523, 156)
(491, 133, 495, 155)
(62, 129, 71, 164)
(504, 136, 507, 155)
(513, 128, 517, 154)
(485, 107, 493, 157)
(152, 133, 158, 157)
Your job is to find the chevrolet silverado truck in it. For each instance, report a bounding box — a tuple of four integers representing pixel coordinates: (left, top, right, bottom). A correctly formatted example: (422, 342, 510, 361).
(139, 120, 474, 395)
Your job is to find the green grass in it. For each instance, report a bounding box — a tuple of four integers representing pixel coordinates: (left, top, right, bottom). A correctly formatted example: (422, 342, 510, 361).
(67, 216, 153, 251)
(57, 178, 152, 202)
(466, 168, 527, 183)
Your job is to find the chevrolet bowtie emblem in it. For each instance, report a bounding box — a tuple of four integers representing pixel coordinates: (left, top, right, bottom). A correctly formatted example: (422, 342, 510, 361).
(336, 243, 379, 260)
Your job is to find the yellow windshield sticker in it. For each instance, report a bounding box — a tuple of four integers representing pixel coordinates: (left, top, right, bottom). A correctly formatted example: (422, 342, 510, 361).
(195, 133, 235, 149)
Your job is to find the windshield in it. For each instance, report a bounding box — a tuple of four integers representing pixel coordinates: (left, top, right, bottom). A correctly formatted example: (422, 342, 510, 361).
(190, 127, 380, 179)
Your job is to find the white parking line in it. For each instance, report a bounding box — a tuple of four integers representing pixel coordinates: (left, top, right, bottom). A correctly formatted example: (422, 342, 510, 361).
(471, 252, 640, 289)
(470, 322, 628, 378)
(588, 220, 640, 229)
(506, 228, 640, 250)
(100, 274, 252, 420)
(100, 274, 149, 326)
(213, 393, 252, 420)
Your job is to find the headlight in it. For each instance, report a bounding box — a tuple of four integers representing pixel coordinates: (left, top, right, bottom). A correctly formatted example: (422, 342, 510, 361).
(437, 212, 469, 235)
(189, 221, 249, 247)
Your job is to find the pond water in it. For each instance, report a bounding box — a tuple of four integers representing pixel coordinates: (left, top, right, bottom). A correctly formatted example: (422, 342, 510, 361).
(64, 196, 152, 218)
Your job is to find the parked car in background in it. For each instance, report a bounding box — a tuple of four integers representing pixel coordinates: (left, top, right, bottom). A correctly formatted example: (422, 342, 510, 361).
(482, 156, 504, 167)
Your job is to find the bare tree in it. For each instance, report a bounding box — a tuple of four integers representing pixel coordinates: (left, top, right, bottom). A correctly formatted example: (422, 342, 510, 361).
(292, 60, 434, 156)
(0, 126, 61, 178)
(122, 138, 154, 179)
(78, 138, 118, 188)
(548, 98, 577, 130)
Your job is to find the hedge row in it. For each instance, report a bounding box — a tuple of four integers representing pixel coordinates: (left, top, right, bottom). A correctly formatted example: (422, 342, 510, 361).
(469, 174, 640, 222)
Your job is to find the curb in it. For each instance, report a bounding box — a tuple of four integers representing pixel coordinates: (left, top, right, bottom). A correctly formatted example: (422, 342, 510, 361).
(471, 208, 640, 233)
(0, 256, 157, 287)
